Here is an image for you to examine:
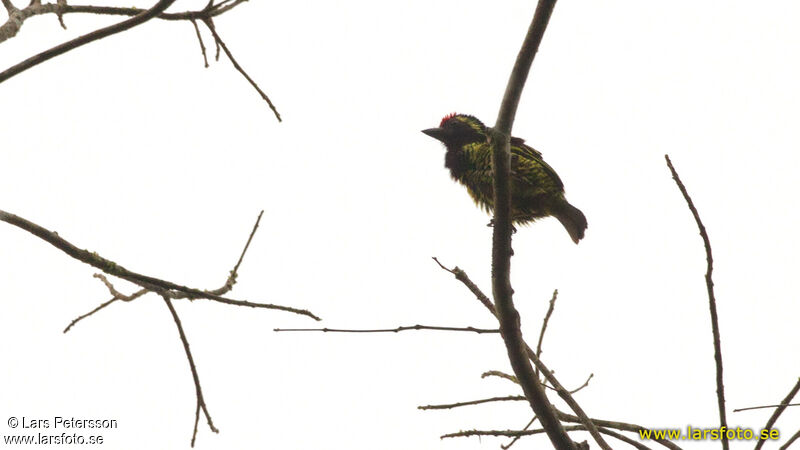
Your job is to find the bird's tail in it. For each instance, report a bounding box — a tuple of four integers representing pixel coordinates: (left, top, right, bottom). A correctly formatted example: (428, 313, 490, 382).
(554, 201, 587, 244)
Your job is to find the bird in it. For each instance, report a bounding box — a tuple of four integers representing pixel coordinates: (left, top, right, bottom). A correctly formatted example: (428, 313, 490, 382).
(422, 113, 587, 244)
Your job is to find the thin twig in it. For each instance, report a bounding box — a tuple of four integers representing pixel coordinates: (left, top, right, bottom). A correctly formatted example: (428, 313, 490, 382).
(274, 325, 498, 334)
(753, 377, 800, 450)
(432, 257, 605, 449)
(482, 370, 519, 384)
(0, 209, 319, 320)
(93, 273, 139, 301)
(63, 281, 148, 333)
(665, 154, 727, 450)
(480, 369, 591, 395)
(734, 403, 800, 413)
(0, 1, 279, 121)
(442, 425, 638, 449)
(441, 426, 581, 439)
(161, 295, 219, 446)
(556, 410, 683, 450)
(207, 210, 263, 296)
(55, 0, 65, 28)
(65, 211, 267, 332)
(0, 0, 178, 83)
(779, 429, 800, 450)
(503, 416, 538, 450)
(202, 17, 281, 121)
(418, 395, 525, 410)
(535, 289, 558, 377)
(1, 1, 248, 44)
(544, 373, 594, 395)
(190, 19, 209, 68)
(594, 427, 654, 450)
(63, 298, 119, 333)
(432, 257, 495, 313)
(208, 0, 247, 17)
(566, 373, 593, 394)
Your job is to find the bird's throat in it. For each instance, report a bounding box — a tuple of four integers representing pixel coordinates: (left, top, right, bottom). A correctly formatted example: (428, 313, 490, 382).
(444, 149, 468, 180)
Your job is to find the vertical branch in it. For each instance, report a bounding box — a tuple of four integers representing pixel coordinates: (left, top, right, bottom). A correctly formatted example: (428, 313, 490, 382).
(665, 155, 728, 450)
(535, 289, 558, 377)
(488, 1, 603, 450)
(161, 295, 219, 446)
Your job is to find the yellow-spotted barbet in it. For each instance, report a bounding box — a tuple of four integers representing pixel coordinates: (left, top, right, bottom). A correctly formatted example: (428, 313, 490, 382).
(423, 113, 587, 244)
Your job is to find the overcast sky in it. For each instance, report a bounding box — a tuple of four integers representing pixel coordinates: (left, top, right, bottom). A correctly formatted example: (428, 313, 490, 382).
(2, 1, 799, 449)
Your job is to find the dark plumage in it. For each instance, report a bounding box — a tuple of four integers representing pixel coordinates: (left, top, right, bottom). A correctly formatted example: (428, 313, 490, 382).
(423, 113, 587, 244)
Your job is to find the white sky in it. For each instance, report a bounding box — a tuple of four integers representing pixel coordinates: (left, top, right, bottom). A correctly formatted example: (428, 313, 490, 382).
(2, 1, 799, 449)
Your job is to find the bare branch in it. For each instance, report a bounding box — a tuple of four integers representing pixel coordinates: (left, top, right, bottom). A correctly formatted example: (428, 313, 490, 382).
(190, 19, 209, 68)
(482, 370, 519, 384)
(734, 403, 800, 413)
(593, 427, 654, 450)
(2, 0, 17, 15)
(63, 297, 121, 333)
(665, 155, 727, 450)
(0, 209, 319, 320)
(161, 295, 218, 446)
(441, 427, 578, 439)
(780, 429, 800, 450)
(486, 1, 606, 448)
(447, 411, 679, 449)
(557, 410, 683, 450)
(62, 275, 147, 333)
(274, 325, 498, 334)
(535, 289, 558, 377)
(433, 257, 604, 449)
(201, 17, 282, 121)
(0, 1, 280, 120)
(561, 373, 593, 395)
(63, 275, 150, 333)
(432, 257, 495, 313)
(63, 211, 268, 332)
(55, 0, 65, 28)
(209, 0, 246, 16)
(92, 273, 139, 301)
(443, 425, 660, 449)
(502, 416, 538, 450)
(0, 0, 178, 83)
(207, 210, 263, 296)
(418, 395, 525, 410)
(0, 1, 248, 44)
(752, 377, 800, 450)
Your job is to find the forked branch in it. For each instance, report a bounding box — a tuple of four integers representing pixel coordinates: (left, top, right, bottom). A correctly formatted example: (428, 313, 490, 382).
(0, 0, 178, 83)
(0, 0, 281, 120)
(0, 209, 319, 320)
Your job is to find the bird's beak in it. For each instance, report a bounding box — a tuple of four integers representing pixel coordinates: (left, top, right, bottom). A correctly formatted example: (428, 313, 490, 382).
(422, 127, 447, 143)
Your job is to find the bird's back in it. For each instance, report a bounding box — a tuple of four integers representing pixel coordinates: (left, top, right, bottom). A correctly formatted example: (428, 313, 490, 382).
(454, 138, 565, 216)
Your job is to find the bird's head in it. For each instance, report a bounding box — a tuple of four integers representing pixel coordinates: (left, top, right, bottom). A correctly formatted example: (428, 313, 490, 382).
(422, 113, 487, 150)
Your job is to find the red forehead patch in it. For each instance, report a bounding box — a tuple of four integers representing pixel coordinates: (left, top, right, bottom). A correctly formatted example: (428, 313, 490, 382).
(439, 112, 458, 127)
